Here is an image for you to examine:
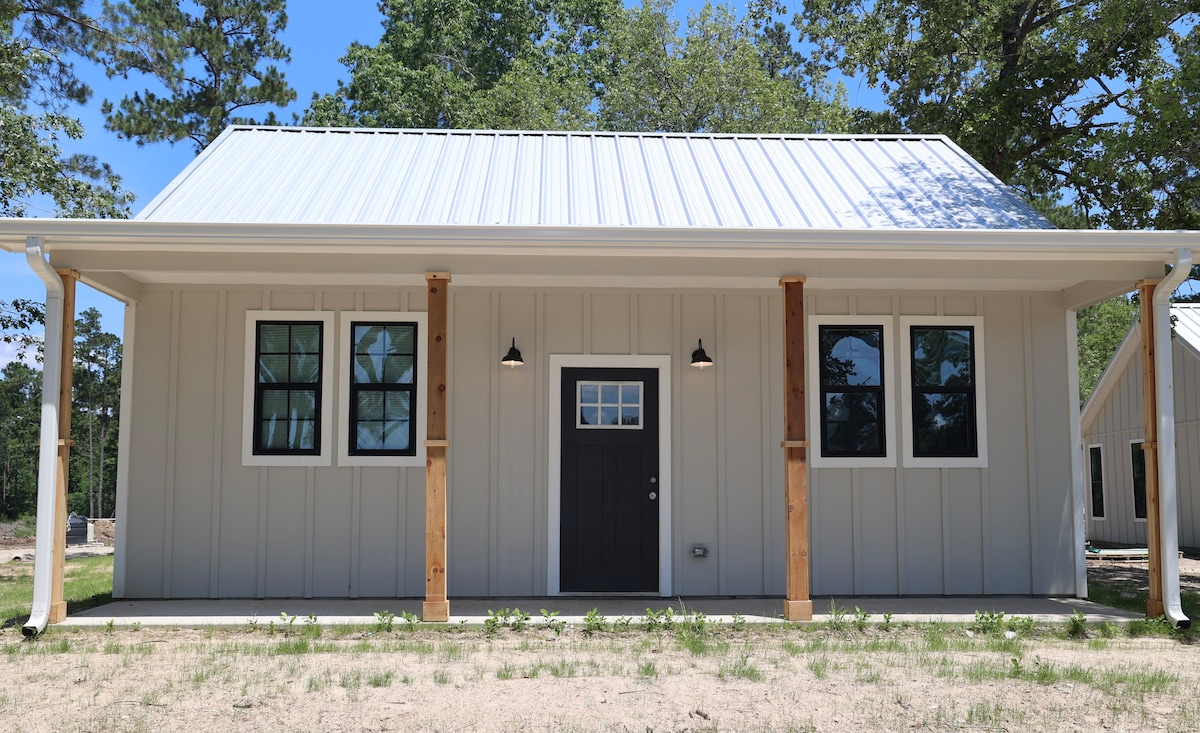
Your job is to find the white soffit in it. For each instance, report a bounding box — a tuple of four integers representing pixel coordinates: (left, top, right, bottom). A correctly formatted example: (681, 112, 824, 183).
(136, 127, 1053, 230)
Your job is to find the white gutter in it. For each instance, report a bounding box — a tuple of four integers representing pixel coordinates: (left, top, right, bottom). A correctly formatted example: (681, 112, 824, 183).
(22, 237, 65, 636)
(1153, 248, 1192, 629)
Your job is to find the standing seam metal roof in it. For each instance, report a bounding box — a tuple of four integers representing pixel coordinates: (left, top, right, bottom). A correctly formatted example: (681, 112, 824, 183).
(136, 127, 1053, 229)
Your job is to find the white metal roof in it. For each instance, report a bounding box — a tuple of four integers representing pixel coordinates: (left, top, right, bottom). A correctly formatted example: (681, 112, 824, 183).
(1171, 305, 1200, 356)
(136, 127, 1053, 229)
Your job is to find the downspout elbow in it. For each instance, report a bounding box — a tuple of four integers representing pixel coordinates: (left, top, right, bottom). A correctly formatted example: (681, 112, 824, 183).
(22, 237, 64, 637)
(1152, 248, 1192, 629)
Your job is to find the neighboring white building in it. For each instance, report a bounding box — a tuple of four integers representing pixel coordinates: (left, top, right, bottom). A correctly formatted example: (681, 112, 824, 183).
(1, 127, 1193, 610)
(1082, 305, 1200, 548)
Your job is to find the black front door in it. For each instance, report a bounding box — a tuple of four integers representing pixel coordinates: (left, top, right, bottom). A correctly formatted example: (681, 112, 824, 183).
(560, 367, 659, 592)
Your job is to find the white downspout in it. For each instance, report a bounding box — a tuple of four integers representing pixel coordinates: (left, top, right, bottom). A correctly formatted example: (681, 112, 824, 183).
(1153, 247, 1192, 629)
(22, 237, 65, 637)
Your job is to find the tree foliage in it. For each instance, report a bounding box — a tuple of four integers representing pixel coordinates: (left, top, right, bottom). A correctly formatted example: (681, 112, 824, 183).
(92, 0, 296, 151)
(0, 0, 131, 217)
(796, 0, 1199, 229)
(304, 0, 851, 134)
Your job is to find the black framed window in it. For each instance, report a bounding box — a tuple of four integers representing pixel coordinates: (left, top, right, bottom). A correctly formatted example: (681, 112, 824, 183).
(1089, 446, 1106, 519)
(254, 321, 323, 455)
(910, 326, 977, 458)
(349, 321, 418, 456)
(1131, 442, 1147, 520)
(819, 325, 885, 458)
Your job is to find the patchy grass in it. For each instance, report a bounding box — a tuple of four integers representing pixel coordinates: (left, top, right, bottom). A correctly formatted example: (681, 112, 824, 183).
(1086, 576, 1200, 634)
(0, 554, 113, 626)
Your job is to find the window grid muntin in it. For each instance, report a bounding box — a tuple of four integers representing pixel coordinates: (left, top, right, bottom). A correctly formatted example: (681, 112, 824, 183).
(349, 321, 418, 456)
(253, 321, 323, 456)
(577, 380, 643, 429)
(910, 325, 978, 458)
(818, 325, 886, 458)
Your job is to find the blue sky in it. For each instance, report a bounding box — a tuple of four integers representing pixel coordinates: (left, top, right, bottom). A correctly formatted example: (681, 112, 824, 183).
(0, 0, 883, 366)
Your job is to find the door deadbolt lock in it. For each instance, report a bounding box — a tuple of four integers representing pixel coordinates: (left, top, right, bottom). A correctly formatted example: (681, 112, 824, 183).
(650, 477, 657, 484)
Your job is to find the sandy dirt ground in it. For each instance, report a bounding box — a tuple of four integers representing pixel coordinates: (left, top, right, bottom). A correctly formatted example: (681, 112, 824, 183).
(0, 623, 1197, 732)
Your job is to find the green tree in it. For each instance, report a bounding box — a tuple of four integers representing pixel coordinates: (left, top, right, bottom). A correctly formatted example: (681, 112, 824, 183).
(304, 0, 618, 130)
(304, 0, 850, 134)
(600, 0, 849, 133)
(93, 0, 296, 151)
(71, 308, 121, 518)
(1, 299, 45, 362)
(796, 0, 1197, 225)
(0, 361, 41, 518)
(1077, 295, 1138, 404)
(0, 0, 131, 217)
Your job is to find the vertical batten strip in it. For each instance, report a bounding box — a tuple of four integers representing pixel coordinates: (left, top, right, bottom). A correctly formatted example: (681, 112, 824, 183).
(780, 276, 812, 620)
(715, 296, 728, 594)
(489, 293, 501, 595)
(112, 302, 137, 599)
(533, 292, 547, 590)
(423, 273, 451, 621)
(758, 295, 773, 591)
(1022, 297, 1040, 592)
(209, 291, 226, 598)
(1138, 279, 1164, 617)
(161, 289, 180, 599)
(350, 291, 363, 599)
(893, 295, 906, 593)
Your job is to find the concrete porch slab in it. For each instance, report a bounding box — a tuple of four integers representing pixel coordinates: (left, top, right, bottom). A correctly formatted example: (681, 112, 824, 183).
(63, 595, 1141, 628)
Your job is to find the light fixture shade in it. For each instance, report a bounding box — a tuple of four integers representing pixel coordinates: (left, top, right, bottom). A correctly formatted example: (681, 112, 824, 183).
(690, 339, 714, 368)
(501, 337, 524, 367)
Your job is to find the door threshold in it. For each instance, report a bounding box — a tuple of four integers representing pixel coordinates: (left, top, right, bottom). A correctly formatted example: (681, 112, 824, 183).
(555, 592, 661, 598)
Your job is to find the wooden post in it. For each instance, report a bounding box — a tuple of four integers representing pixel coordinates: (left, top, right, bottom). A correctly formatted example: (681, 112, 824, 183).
(780, 276, 812, 621)
(50, 269, 79, 624)
(1138, 279, 1164, 618)
(423, 273, 451, 622)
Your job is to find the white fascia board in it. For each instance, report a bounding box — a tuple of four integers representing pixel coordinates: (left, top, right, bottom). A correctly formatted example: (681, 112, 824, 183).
(0, 219, 1194, 261)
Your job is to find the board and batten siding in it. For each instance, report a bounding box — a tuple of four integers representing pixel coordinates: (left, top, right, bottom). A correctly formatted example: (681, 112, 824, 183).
(117, 286, 1078, 598)
(1082, 338, 1200, 548)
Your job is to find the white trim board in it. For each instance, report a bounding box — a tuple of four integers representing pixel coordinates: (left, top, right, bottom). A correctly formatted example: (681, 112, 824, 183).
(547, 354, 673, 597)
(336, 311, 428, 467)
(241, 311, 336, 466)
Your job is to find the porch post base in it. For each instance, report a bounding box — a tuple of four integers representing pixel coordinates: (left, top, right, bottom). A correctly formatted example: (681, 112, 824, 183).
(1145, 599, 1165, 618)
(783, 599, 812, 621)
(48, 601, 67, 624)
(422, 600, 450, 622)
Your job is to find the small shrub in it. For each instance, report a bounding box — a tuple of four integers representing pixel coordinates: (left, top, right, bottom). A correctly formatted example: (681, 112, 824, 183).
(583, 608, 608, 635)
(539, 608, 565, 636)
(972, 610, 1006, 635)
(373, 610, 395, 633)
(1065, 610, 1087, 638)
(852, 606, 870, 632)
(730, 613, 747, 632)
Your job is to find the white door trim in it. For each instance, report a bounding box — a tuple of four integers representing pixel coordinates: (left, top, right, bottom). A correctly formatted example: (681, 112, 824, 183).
(548, 354, 672, 597)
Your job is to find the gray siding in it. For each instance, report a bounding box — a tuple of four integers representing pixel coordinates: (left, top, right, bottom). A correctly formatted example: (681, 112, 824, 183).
(1083, 338, 1200, 548)
(117, 287, 1077, 598)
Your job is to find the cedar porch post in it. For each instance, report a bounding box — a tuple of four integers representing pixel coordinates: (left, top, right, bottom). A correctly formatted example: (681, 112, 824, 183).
(780, 276, 812, 621)
(50, 269, 78, 624)
(1138, 279, 1165, 618)
(423, 272, 451, 622)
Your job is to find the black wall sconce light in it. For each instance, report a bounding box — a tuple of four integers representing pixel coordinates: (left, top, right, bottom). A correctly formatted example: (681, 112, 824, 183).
(501, 337, 524, 367)
(690, 339, 714, 369)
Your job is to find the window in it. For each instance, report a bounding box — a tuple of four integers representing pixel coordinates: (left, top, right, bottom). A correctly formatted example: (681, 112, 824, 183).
(242, 312, 336, 466)
(1131, 441, 1147, 521)
(349, 321, 418, 455)
(1088, 445, 1106, 520)
(807, 316, 895, 467)
(337, 312, 427, 466)
(577, 381, 642, 429)
(818, 325, 885, 458)
(900, 316, 987, 468)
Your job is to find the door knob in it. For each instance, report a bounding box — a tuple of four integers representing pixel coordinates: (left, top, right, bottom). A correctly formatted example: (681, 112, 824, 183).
(649, 492, 657, 500)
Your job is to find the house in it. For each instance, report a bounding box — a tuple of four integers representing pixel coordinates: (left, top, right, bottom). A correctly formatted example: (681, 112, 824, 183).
(1082, 304, 1200, 549)
(1, 127, 1192, 629)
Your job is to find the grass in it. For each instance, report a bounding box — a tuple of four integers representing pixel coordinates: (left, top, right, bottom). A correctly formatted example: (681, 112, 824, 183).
(0, 554, 113, 626)
(1086, 577, 1200, 634)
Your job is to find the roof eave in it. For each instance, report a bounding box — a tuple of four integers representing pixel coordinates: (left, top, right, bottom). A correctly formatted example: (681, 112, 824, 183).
(0, 219, 1195, 261)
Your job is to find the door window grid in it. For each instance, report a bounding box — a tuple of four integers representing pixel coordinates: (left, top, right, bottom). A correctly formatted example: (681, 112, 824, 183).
(577, 381, 643, 429)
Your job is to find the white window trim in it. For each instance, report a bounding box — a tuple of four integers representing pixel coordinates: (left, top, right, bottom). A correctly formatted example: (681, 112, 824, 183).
(1130, 438, 1148, 523)
(807, 315, 897, 468)
(548, 354, 672, 597)
(337, 311, 428, 467)
(242, 311, 336, 467)
(1087, 443, 1107, 521)
(899, 316, 989, 468)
